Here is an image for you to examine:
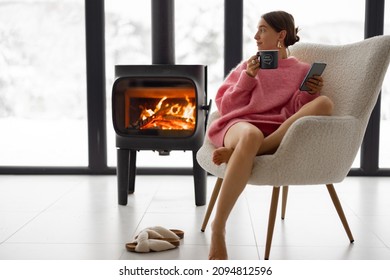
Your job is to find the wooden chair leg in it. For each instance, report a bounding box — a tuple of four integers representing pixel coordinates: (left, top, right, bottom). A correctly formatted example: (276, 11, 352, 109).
(264, 186, 280, 260)
(281, 186, 289, 220)
(201, 178, 223, 232)
(326, 184, 354, 243)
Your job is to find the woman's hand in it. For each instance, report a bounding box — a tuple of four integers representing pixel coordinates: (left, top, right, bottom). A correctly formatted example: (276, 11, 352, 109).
(305, 75, 324, 94)
(246, 55, 260, 77)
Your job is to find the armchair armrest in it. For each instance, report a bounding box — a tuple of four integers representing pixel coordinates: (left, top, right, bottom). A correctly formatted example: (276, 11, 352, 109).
(263, 115, 362, 184)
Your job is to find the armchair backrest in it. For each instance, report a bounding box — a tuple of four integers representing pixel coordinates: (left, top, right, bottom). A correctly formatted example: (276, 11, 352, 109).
(290, 36, 390, 124)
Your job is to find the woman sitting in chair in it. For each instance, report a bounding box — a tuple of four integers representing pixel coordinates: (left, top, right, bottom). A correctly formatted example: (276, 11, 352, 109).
(207, 10, 334, 260)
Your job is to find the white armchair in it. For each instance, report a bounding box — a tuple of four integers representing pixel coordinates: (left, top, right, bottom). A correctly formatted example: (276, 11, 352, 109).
(196, 35, 390, 259)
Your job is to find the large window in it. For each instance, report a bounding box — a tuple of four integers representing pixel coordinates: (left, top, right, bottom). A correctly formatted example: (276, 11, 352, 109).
(0, 0, 87, 166)
(0, 0, 388, 174)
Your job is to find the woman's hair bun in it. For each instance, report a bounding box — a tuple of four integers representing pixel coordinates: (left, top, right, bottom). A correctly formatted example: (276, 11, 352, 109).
(295, 27, 300, 44)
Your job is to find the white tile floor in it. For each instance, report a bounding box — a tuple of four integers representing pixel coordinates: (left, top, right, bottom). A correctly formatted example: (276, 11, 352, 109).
(0, 174, 390, 260)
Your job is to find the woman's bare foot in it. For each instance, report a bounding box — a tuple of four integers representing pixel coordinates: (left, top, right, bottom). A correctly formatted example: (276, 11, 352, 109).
(212, 147, 234, 165)
(209, 224, 228, 260)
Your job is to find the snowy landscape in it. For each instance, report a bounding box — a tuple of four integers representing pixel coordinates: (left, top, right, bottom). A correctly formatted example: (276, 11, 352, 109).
(0, 0, 389, 168)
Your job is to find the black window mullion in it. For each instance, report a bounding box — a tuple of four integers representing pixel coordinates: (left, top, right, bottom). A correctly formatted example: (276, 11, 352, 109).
(360, 0, 385, 175)
(224, 0, 243, 77)
(85, 0, 107, 171)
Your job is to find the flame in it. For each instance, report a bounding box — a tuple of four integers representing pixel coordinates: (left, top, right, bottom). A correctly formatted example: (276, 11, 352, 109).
(138, 96, 196, 130)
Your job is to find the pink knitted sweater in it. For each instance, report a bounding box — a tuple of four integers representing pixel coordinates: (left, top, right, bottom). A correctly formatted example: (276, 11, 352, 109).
(207, 57, 320, 147)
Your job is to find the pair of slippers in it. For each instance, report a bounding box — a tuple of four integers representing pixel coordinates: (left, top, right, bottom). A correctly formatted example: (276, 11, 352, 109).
(126, 226, 184, 253)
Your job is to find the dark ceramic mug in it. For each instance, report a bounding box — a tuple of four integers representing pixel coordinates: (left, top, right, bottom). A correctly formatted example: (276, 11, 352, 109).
(257, 50, 278, 69)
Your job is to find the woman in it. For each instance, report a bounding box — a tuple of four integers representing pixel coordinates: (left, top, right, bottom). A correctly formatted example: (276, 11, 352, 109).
(207, 11, 334, 260)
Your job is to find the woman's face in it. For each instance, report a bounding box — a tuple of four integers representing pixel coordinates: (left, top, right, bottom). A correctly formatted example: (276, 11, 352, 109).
(254, 18, 282, 50)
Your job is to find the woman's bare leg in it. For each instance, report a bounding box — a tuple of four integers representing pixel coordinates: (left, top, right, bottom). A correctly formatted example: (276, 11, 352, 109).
(212, 96, 334, 164)
(259, 96, 334, 155)
(209, 122, 264, 259)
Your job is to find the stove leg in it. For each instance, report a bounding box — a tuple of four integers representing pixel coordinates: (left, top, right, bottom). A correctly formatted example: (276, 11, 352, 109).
(128, 150, 137, 194)
(193, 150, 206, 206)
(117, 148, 130, 205)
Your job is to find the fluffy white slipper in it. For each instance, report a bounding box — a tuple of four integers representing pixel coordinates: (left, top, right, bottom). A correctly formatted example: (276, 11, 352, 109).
(145, 226, 182, 239)
(126, 231, 178, 253)
(134, 226, 184, 241)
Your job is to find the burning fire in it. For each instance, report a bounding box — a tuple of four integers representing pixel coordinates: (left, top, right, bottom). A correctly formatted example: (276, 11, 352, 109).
(136, 97, 196, 130)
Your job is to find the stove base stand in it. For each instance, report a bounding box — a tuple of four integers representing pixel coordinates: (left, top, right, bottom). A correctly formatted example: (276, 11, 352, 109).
(116, 148, 206, 206)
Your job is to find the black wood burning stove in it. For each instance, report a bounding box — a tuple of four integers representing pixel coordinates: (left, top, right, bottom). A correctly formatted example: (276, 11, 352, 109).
(112, 65, 210, 206)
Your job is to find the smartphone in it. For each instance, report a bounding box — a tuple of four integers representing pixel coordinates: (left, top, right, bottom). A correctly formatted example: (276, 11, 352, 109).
(299, 62, 327, 91)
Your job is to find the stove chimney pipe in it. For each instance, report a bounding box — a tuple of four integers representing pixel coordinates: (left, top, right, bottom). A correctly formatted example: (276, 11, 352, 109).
(151, 0, 175, 64)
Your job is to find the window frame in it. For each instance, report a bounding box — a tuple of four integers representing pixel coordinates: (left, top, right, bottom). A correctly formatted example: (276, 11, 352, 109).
(0, 0, 388, 176)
